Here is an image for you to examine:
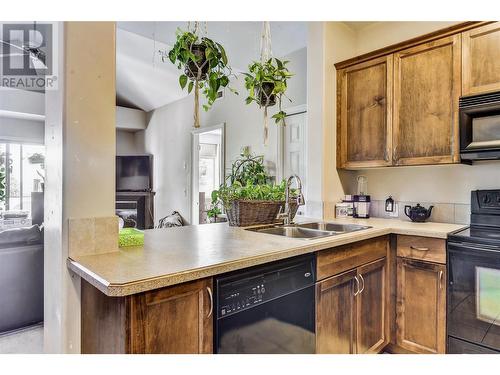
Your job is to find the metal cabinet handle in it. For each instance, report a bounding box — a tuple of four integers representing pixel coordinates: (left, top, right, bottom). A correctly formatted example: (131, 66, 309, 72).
(410, 245, 430, 251)
(439, 271, 443, 290)
(358, 274, 365, 294)
(206, 287, 213, 318)
(353, 276, 360, 296)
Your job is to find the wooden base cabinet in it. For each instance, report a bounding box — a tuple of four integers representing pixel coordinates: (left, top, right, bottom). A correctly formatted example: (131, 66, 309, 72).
(81, 278, 214, 354)
(396, 258, 446, 354)
(316, 257, 388, 354)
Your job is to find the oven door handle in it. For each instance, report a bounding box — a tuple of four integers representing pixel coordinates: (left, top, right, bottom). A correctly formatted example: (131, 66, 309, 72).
(448, 241, 500, 253)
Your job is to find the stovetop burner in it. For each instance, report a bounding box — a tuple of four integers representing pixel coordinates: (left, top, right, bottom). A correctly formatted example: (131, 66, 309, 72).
(450, 226, 500, 246)
(448, 190, 500, 246)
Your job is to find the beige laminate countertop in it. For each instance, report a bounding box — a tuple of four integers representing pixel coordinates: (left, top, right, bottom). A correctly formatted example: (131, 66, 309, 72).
(67, 217, 465, 297)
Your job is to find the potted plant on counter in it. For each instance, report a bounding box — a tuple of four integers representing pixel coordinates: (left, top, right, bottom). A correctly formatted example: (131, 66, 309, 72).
(166, 27, 237, 128)
(212, 153, 297, 227)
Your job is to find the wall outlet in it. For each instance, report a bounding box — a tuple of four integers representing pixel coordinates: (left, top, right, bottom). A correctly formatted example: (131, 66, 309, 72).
(385, 203, 399, 218)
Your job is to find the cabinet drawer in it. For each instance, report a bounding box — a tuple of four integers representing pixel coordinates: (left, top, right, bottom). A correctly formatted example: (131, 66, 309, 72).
(396, 235, 446, 264)
(317, 236, 388, 280)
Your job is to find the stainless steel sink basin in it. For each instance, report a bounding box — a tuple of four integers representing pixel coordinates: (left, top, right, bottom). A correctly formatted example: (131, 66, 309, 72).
(248, 226, 337, 239)
(247, 221, 371, 240)
(296, 222, 371, 233)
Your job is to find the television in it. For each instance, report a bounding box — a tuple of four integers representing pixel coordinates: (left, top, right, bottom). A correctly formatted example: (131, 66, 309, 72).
(116, 155, 152, 192)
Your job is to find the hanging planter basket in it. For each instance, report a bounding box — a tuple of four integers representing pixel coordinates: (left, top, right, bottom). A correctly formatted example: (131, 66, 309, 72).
(184, 44, 209, 80)
(165, 24, 236, 128)
(257, 81, 276, 107)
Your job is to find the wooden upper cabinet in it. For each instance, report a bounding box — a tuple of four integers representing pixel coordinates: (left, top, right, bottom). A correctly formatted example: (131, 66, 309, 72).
(130, 278, 213, 354)
(393, 35, 461, 166)
(338, 55, 393, 168)
(462, 22, 500, 95)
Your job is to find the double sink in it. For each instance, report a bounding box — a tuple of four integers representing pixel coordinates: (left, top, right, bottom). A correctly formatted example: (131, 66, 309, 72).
(247, 222, 371, 239)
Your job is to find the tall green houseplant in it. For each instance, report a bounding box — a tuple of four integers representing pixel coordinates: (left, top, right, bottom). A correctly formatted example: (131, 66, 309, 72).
(166, 26, 236, 128)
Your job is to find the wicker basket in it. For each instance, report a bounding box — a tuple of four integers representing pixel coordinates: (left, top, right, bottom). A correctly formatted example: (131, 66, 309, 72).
(225, 200, 283, 227)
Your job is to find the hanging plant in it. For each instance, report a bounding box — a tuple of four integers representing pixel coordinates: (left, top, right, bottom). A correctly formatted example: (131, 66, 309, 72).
(242, 22, 293, 145)
(166, 27, 237, 128)
(243, 58, 293, 125)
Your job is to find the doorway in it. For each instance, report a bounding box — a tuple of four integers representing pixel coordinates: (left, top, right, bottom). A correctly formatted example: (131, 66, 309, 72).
(278, 105, 307, 215)
(191, 124, 225, 225)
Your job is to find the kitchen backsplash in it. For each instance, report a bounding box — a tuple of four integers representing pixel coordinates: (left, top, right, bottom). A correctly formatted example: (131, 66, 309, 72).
(368, 200, 470, 225)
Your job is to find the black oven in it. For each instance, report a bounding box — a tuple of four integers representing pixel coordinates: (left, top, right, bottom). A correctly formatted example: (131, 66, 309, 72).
(460, 91, 500, 161)
(447, 241, 500, 353)
(447, 190, 500, 353)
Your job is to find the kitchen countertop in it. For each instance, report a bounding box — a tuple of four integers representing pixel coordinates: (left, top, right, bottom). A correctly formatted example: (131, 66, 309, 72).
(67, 217, 465, 297)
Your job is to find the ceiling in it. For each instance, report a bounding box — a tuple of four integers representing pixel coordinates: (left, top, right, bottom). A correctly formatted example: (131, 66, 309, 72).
(116, 22, 307, 112)
(343, 21, 378, 31)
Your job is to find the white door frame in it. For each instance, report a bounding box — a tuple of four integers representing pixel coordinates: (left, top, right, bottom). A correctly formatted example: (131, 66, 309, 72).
(277, 104, 307, 182)
(191, 123, 226, 225)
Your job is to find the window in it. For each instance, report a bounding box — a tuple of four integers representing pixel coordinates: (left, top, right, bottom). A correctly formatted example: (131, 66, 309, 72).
(0, 142, 45, 215)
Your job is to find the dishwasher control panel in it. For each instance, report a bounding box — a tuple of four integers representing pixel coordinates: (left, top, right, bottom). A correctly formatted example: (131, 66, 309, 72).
(215, 254, 315, 319)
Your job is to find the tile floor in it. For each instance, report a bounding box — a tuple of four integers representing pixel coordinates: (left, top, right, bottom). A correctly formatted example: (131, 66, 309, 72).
(0, 324, 44, 354)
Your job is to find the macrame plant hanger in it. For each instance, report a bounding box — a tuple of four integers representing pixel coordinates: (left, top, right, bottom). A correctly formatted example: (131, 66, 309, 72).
(187, 21, 209, 128)
(260, 21, 273, 146)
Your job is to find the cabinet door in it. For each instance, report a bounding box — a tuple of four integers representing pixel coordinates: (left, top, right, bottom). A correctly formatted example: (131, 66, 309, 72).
(396, 258, 446, 354)
(316, 269, 357, 353)
(356, 258, 388, 354)
(393, 35, 461, 166)
(130, 278, 213, 354)
(462, 22, 500, 95)
(338, 55, 393, 169)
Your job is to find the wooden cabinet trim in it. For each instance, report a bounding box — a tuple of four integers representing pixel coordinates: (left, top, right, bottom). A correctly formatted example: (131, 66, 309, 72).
(319, 268, 358, 293)
(462, 22, 500, 95)
(335, 21, 490, 70)
(392, 34, 461, 166)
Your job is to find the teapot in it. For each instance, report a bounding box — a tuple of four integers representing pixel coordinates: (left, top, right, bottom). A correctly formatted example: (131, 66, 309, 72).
(404, 204, 433, 222)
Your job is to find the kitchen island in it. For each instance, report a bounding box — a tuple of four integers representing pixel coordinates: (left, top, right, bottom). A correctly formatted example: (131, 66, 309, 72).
(69, 217, 465, 354)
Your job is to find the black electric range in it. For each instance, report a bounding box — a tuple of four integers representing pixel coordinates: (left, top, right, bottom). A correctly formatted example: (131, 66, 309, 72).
(447, 190, 500, 354)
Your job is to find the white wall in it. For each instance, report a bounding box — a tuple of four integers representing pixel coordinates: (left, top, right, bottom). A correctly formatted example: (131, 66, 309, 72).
(306, 22, 357, 219)
(116, 130, 144, 155)
(142, 47, 307, 224)
(336, 22, 500, 205)
(44, 22, 116, 354)
(143, 98, 193, 224)
(0, 88, 45, 144)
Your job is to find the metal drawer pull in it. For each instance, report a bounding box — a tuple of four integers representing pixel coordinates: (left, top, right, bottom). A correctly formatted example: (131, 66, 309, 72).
(439, 271, 443, 290)
(410, 245, 430, 251)
(358, 274, 365, 294)
(353, 276, 360, 296)
(206, 287, 213, 318)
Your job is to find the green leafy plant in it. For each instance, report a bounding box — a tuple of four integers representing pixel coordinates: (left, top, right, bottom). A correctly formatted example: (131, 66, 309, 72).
(228, 152, 268, 186)
(166, 28, 237, 127)
(212, 153, 297, 211)
(217, 180, 290, 207)
(207, 190, 222, 220)
(243, 58, 293, 125)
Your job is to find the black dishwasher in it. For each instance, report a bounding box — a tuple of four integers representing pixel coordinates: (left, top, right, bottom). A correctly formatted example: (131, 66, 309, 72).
(215, 254, 316, 354)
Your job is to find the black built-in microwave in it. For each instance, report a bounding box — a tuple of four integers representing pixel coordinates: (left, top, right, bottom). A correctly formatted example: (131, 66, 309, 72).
(460, 91, 500, 162)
